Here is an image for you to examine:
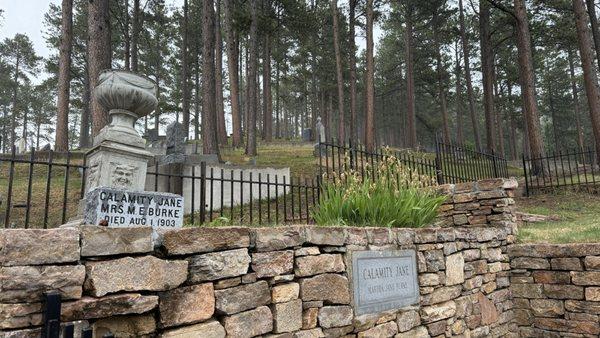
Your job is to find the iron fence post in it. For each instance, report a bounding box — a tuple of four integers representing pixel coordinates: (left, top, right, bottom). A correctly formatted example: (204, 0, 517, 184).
(492, 150, 499, 178)
(42, 291, 61, 338)
(199, 162, 206, 224)
(434, 134, 444, 184)
(522, 154, 529, 197)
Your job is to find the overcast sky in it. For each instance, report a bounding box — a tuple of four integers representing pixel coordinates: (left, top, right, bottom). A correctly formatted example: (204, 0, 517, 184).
(0, 0, 379, 84)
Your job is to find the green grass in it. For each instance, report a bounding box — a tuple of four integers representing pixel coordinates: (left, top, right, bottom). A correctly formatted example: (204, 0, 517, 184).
(0, 161, 84, 228)
(516, 192, 600, 243)
(221, 141, 317, 177)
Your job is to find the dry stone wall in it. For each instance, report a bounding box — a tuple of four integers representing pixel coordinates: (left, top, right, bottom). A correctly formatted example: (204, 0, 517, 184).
(509, 244, 600, 337)
(0, 178, 519, 338)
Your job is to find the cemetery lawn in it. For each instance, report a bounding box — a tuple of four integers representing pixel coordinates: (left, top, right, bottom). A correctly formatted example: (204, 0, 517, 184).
(221, 141, 317, 177)
(516, 192, 600, 243)
(0, 159, 84, 228)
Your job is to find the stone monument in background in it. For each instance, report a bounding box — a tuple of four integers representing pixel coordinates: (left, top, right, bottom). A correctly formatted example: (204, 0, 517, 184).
(313, 116, 326, 157)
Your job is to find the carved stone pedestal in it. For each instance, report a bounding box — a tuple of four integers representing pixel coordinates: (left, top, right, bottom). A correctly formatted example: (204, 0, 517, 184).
(85, 70, 158, 192)
(86, 142, 153, 192)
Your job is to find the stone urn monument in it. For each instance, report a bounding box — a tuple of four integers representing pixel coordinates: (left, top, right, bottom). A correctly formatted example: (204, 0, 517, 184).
(85, 70, 157, 192)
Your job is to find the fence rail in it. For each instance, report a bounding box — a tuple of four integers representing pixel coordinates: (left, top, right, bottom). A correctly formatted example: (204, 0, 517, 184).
(523, 147, 599, 195)
(317, 137, 508, 185)
(1, 138, 509, 229)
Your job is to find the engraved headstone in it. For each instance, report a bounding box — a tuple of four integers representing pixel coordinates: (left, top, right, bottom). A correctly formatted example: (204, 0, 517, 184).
(166, 122, 187, 155)
(84, 187, 183, 228)
(350, 250, 419, 316)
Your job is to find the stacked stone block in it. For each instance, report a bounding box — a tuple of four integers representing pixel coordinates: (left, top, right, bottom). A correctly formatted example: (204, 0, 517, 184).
(0, 178, 518, 337)
(509, 244, 600, 337)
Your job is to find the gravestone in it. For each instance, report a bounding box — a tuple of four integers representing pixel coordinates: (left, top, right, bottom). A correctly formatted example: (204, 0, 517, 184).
(145, 128, 159, 143)
(84, 187, 183, 228)
(302, 128, 313, 142)
(350, 249, 419, 316)
(166, 122, 186, 154)
(15, 137, 27, 154)
(83, 69, 184, 230)
(313, 117, 327, 157)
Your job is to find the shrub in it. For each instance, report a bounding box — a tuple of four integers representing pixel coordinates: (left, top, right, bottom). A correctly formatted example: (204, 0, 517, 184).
(312, 152, 446, 228)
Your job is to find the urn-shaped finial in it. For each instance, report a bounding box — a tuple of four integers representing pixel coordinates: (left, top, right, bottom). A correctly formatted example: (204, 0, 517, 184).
(94, 69, 158, 118)
(92, 70, 158, 148)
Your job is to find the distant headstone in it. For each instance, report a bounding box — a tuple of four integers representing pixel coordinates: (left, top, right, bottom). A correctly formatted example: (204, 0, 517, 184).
(145, 128, 159, 143)
(351, 250, 419, 316)
(84, 187, 184, 228)
(316, 117, 326, 143)
(166, 122, 187, 155)
(40, 143, 51, 152)
(302, 129, 313, 142)
(15, 137, 27, 154)
(313, 117, 327, 157)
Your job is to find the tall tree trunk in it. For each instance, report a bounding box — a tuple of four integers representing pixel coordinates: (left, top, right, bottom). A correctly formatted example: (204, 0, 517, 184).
(405, 4, 417, 149)
(494, 73, 505, 157)
(514, 0, 546, 173)
(275, 59, 280, 138)
(131, 0, 139, 72)
(88, 0, 111, 138)
(10, 52, 19, 148)
(262, 30, 272, 141)
(80, 61, 91, 148)
(586, 0, 600, 70)
(331, 0, 345, 143)
(22, 108, 27, 140)
(573, 0, 600, 163)
(434, 7, 450, 144)
(223, 0, 242, 147)
(245, 0, 258, 156)
(459, 0, 482, 151)
(365, 0, 375, 151)
(203, 0, 220, 156)
(546, 61, 560, 152)
(195, 49, 200, 141)
(568, 47, 585, 152)
(182, 0, 190, 133)
(55, 0, 73, 151)
(154, 31, 161, 131)
(455, 42, 464, 144)
(508, 82, 518, 160)
(215, 0, 227, 144)
(36, 123, 41, 150)
(480, 0, 496, 153)
(124, 0, 130, 70)
(349, 0, 358, 144)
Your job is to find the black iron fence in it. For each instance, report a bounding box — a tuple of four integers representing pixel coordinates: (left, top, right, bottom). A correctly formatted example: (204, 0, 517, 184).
(0, 147, 87, 229)
(435, 137, 508, 184)
(1, 138, 508, 229)
(146, 162, 319, 226)
(317, 137, 508, 185)
(42, 291, 110, 338)
(522, 147, 599, 196)
(0, 147, 318, 228)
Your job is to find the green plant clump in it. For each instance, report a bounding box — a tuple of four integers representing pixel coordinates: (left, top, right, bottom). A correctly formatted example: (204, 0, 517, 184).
(313, 152, 446, 228)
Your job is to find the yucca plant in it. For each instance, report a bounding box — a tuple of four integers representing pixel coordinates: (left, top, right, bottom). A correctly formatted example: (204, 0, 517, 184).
(313, 150, 446, 228)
